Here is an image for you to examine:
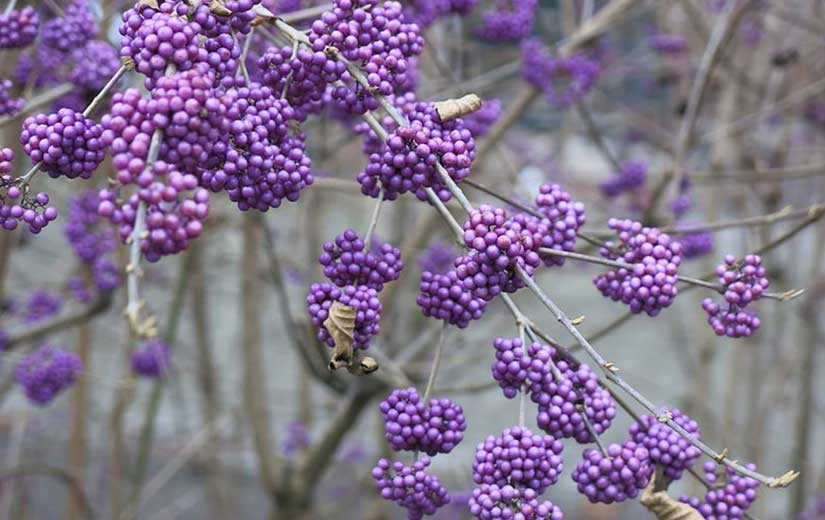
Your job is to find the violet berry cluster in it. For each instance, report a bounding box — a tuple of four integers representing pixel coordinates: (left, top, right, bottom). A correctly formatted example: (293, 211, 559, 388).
(0, 79, 24, 117)
(0, 6, 39, 50)
(319, 228, 403, 290)
(16, 344, 83, 405)
(533, 182, 586, 266)
(42, 0, 99, 53)
(702, 254, 769, 338)
(476, 0, 538, 42)
(131, 338, 171, 377)
(472, 426, 564, 495)
(358, 98, 476, 202)
(308, 229, 402, 351)
(20, 108, 106, 179)
(593, 218, 683, 316)
(468, 484, 564, 519)
(71, 41, 122, 92)
(379, 386, 466, 455)
(527, 343, 616, 443)
(22, 289, 64, 324)
(372, 457, 450, 520)
(571, 440, 653, 504)
(521, 38, 600, 108)
(628, 408, 701, 482)
(63, 191, 121, 295)
(680, 461, 760, 519)
(0, 148, 58, 233)
(678, 229, 714, 259)
(599, 161, 647, 197)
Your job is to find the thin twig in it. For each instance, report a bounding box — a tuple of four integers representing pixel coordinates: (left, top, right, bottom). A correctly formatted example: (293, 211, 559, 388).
(422, 322, 447, 404)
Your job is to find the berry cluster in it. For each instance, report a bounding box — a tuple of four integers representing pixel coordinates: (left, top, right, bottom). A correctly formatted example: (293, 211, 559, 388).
(309, 0, 423, 114)
(319, 229, 403, 290)
(308, 228, 402, 352)
(0, 148, 58, 233)
(372, 457, 450, 520)
(42, 0, 99, 53)
(533, 183, 586, 266)
(418, 240, 457, 275)
(522, 38, 600, 108)
(599, 161, 647, 197)
(472, 426, 564, 494)
(491, 337, 530, 398)
(468, 484, 563, 520)
(702, 254, 769, 338)
(571, 440, 653, 504)
(680, 461, 760, 519)
(0, 7, 39, 50)
(258, 45, 338, 121)
(417, 270, 487, 328)
(307, 282, 382, 350)
(379, 387, 466, 455)
(628, 408, 701, 482)
(0, 79, 24, 117)
(358, 99, 476, 202)
(462, 99, 502, 138)
(475, 0, 538, 42)
(593, 219, 683, 316)
(71, 41, 122, 92)
(205, 83, 313, 211)
(16, 344, 83, 405)
(678, 230, 714, 259)
(23, 289, 64, 324)
(403, 0, 477, 29)
(20, 109, 106, 179)
(528, 343, 616, 443)
(131, 338, 171, 377)
(64, 191, 120, 293)
(649, 33, 688, 54)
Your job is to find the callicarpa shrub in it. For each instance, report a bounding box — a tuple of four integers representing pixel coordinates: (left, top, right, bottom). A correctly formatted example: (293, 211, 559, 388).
(0, 0, 817, 519)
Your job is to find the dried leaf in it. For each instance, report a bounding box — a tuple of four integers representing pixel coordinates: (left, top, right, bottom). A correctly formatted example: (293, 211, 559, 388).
(137, 0, 160, 9)
(640, 473, 703, 520)
(434, 94, 483, 122)
(208, 0, 233, 16)
(323, 301, 356, 371)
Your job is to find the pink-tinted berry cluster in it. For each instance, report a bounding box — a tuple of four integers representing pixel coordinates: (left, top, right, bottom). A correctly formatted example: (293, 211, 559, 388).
(522, 38, 600, 108)
(379, 387, 466, 455)
(16, 344, 83, 405)
(42, 0, 99, 53)
(20, 109, 105, 179)
(472, 426, 564, 494)
(528, 343, 616, 443)
(131, 338, 170, 377)
(628, 408, 701, 482)
(600, 161, 647, 197)
(593, 219, 682, 316)
(468, 484, 563, 520)
(98, 162, 209, 262)
(372, 457, 450, 520)
(702, 254, 769, 338)
(533, 183, 586, 266)
(417, 270, 487, 328)
(358, 98, 476, 202)
(0, 79, 23, 117)
(120, 13, 204, 87)
(462, 99, 502, 138)
(475, 0, 538, 42)
(680, 461, 760, 519)
(319, 229, 403, 290)
(0, 7, 39, 49)
(571, 440, 653, 504)
(307, 282, 382, 350)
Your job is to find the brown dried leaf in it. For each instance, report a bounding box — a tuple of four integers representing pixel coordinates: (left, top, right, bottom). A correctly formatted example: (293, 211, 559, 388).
(434, 94, 483, 122)
(640, 474, 702, 520)
(137, 0, 160, 9)
(323, 301, 356, 371)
